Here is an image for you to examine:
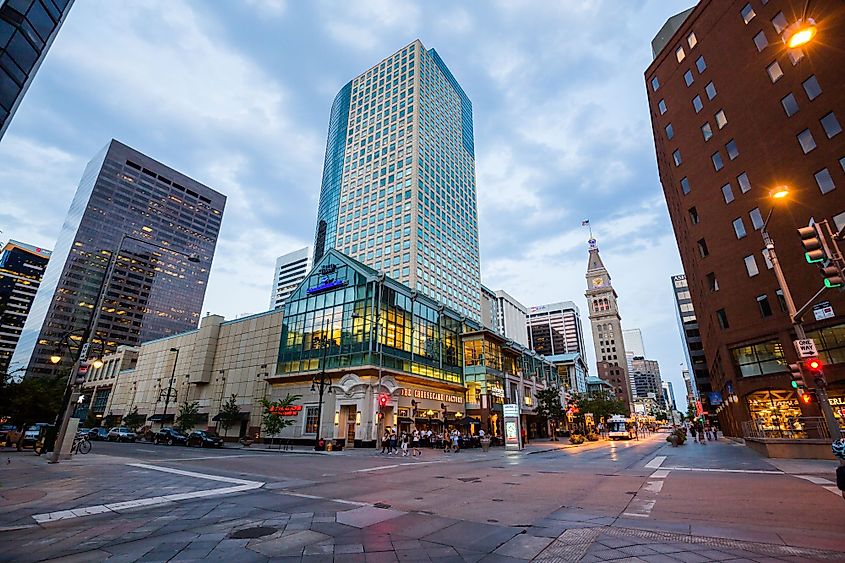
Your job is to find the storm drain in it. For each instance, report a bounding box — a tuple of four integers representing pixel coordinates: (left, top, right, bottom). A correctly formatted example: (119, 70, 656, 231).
(228, 526, 277, 539)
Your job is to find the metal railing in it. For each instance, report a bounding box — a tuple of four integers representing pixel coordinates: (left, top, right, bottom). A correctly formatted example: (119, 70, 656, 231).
(742, 416, 834, 440)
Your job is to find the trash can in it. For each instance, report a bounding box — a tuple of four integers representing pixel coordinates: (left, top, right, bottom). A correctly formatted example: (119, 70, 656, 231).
(481, 437, 491, 452)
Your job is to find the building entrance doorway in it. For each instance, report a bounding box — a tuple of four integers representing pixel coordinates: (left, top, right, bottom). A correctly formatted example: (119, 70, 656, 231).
(344, 405, 357, 448)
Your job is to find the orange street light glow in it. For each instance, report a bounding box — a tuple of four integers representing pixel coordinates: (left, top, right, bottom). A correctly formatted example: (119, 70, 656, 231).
(770, 186, 790, 199)
(783, 19, 817, 49)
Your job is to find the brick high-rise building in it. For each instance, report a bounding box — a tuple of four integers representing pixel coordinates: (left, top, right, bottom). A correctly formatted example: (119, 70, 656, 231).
(647, 0, 845, 439)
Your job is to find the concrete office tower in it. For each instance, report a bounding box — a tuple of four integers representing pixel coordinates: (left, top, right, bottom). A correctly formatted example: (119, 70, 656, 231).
(632, 356, 664, 408)
(623, 327, 645, 395)
(671, 275, 709, 405)
(12, 140, 226, 377)
(647, 1, 845, 438)
(663, 380, 677, 411)
(493, 290, 528, 347)
(585, 239, 632, 412)
(0, 0, 74, 140)
(269, 246, 312, 310)
(480, 285, 499, 333)
(0, 240, 50, 374)
(527, 301, 587, 358)
(313, 39, 481, 321)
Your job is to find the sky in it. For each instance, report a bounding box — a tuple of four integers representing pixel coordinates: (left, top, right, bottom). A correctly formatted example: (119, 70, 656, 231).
(0, 0, 695, 410)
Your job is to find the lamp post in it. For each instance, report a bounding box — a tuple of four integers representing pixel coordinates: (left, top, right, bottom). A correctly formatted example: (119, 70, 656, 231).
(49, 235, 200, 463)
(160, 347, 180, 427)
(312, 316, 334, 450)
(760, 188, 842, 441)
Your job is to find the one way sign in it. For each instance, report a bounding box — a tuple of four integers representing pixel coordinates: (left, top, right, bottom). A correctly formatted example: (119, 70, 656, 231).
(794, 338, 818, 358)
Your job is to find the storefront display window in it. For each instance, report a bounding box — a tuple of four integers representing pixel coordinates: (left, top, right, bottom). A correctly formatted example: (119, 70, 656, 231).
(746, 390, 805, 437)
(730, 340, 786, 377)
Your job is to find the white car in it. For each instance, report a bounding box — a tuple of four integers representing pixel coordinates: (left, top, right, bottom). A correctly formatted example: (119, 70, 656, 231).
(107, 427, 137, 443)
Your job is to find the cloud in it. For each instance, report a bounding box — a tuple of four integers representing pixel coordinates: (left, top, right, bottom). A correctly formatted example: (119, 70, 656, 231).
(243, 0, 287, 17)
(319, 0, 421, 52)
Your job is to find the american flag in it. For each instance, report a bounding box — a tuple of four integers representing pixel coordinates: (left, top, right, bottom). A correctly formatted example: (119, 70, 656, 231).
(581, 219, 590, 226)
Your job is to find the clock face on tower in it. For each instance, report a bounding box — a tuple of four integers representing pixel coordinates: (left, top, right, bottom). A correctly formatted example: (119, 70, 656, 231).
(592, 277, 604, 288)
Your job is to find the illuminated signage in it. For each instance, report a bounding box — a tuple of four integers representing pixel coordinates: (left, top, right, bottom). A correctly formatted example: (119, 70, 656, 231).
(268, 404, 302, 416)
(306, 264, 348, 295)
(399, 388, 463, 404)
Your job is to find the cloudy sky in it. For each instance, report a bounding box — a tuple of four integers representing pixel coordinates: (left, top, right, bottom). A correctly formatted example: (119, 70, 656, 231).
(0, 0, 695, 409)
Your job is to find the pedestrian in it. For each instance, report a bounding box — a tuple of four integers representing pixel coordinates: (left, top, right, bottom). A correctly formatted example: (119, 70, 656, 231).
(412, 429, 421, 457)
(389, 429, 398, 454)
(400, 432, 409, 457)
(698, 425, 707, 445)
(381, 430, 390, 454)
(451, 429, 460, 453)
(443, 430, 451, 453)
(831, 439, 845, 500)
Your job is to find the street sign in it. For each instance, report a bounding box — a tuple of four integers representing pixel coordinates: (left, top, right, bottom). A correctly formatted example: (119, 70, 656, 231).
(503, 404, 519, 417)
(794, 338, 818, 358)
(813, 301, 835, 321)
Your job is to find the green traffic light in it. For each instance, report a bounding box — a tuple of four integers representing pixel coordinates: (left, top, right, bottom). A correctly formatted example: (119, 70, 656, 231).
(824, 279, 842, 288)
(791, 380, 798, 388)
(805, 252, 825, 264)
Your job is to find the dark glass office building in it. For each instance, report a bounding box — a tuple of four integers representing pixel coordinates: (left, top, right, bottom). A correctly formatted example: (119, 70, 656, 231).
(12, 139, 226, 376)
(0, 240, 50, 374)
(0, 0, 74, 140)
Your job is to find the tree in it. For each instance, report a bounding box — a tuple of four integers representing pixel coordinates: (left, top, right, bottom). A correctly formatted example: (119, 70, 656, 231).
(260, 394, 301, 447)
(0, 374, 67, 426)
(122, 407, 145, 431)
(572, 392, 626, 429)
(535, 386, 566, 440)
(218, 394, 241, 438)
(174, 401, 201, 433)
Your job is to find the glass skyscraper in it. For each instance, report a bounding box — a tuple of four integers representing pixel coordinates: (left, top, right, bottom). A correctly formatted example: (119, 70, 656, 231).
(12, 139, 226, 377)
(0, 0, 74, 140)
(313, 40, 481, 321)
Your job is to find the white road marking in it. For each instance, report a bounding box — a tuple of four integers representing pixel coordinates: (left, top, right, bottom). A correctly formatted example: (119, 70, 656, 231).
(795, 474, 835, 485)
(32, 463, 264, 524)
(623, 499, 656, 518)
(356, 464, 401, 472)
(644, 456, 666, 469)
(824, 486, 843, 496)
(650, 469, 671, 479)
(643, 480, 664, 494)
(354, 459, 445, 473)
(136, 449, 155, 453)
(666, 466, 781, 475)
(283, 491, 368, 506)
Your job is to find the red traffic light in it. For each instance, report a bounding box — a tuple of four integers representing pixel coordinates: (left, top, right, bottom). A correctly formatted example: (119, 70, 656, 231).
(800, 393, 813, 404)
(805, 358, 822, 371)
(378, 393, 389, 407)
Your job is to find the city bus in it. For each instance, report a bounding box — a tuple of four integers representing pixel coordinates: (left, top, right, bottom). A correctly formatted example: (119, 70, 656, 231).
(607, 415, 635, 440)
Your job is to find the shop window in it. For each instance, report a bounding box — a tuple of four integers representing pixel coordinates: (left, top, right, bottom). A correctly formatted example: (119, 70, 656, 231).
(746, 390, 806, 437)
(730, 340, 786, 377)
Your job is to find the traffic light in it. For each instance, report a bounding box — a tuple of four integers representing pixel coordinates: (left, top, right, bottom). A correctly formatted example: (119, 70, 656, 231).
(788, 362, 805, 390)
(377, 393, 389, 408)
(799, 392, 813, 405)
(798, 222, 844, 288)
(822, 264, 844, 288)
(798, 225, 826, 263)
(804, 357, 826, 388)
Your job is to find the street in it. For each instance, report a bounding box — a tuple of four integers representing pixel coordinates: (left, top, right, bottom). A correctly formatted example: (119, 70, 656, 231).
(1, 432, 843, 562)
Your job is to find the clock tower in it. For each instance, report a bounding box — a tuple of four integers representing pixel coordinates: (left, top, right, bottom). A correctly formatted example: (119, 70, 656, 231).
(585, 239, 632, 413)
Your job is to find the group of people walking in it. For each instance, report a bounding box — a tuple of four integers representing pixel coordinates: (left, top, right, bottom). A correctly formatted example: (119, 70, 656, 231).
(380, 428, 476, 456)
(688, 421, 718, 444)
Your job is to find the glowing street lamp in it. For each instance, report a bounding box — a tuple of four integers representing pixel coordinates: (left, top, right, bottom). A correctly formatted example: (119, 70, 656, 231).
(782, 19, 817, 49)
(50, 354, 62, 364)
(770, 186, 790, 200)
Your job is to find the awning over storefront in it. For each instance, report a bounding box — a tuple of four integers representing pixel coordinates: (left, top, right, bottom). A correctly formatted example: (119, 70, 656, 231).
(147, 414, 174, 422)
(415, 417, 443, 424)
(211, 412, 251, 422)
(397, 416, 414, 424)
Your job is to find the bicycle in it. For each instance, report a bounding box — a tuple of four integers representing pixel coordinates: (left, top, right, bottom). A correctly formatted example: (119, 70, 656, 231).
(71, 434, 91, 455)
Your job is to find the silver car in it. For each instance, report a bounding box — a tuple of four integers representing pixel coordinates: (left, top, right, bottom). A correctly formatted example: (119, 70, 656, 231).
(107, 427, 137, 443)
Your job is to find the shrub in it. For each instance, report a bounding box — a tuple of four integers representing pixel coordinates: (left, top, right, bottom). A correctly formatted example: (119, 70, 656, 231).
(569, 433, 585, 445)
(586, 432, 599, 441)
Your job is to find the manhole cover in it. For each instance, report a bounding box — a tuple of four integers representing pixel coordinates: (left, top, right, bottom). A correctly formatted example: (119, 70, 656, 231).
(373, 502, 391, 509)
(229, 526, 277, 539)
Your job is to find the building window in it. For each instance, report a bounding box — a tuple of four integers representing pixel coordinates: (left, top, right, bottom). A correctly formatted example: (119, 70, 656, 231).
(750, 207, 764, 230)
(744, 254, 759, 277)
(741, 3, 756, 24)
(757, 294, 773, 317)
(688, 206, 700, 224)
(737, 171, 751, 193)
(304, 406, 319, 434)
(805, 323, 845, 365)
(673, 149, 682, 166)
(766, 61, 783, 83)
(658, 99, 667, 114)
(802, 75, 821, 100)
(726, 139, 739, 160)
(797, 129, 816, 153)
(716, 308, 729, 329)
(712, 152, 724, 171)
(731, 340, 786, 377)
(684, 70, 694, 86)
(715, 109, 727, 129)
(820, 112, 842, 138)
(680, 176, 691, 194)
(733, 217, 747, 239)
(687, 32, 698, 49)
(651, 76, 660, 91)
(665, 123, 674, 139)
(700, 122, 713, 141)
(692, 95, 703, 113)
(781, 93, 799, 117)
(676, 45, 686, 62)
(815, 168, 835, 194)
(788, 48, 804, 65)
(707, 272, 719, 292)
(771, 11, 789, 33)
(705, 82, 717, 100)
(697, 238, 709, 257)
(695, 55, 706, 73)
(722, 183, 735, 203)
(753, 31, 768, 52)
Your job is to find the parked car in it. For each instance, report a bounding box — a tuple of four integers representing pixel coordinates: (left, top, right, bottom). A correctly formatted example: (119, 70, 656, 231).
(186, 430, 223, 448)
(88, 427, 109, 441)
(107, 427, 137, 443)
(154, 427, 187, 446)
(0, 424, 17, 445)
(22, 423, 50, 447)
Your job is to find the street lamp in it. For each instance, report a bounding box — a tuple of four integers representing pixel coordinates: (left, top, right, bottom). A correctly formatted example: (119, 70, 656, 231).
(312, 317, 334, 451)
(49, 235, 201, 463)
(783, 18, 817, 48)
(160, 348, 179, 427)
(760, 188, 842, 440)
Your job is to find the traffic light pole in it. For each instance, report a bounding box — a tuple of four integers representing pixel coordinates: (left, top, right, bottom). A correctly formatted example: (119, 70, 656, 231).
(764, 230, 842, 441)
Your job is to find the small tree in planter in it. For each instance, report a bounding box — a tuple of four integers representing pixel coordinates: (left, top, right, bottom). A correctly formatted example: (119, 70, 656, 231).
(260, 394, 301, 449)
(535, 386, 566, 441)
(174, 400, 201, 434)
(217, 394, 241, 440)
(122, 407, 145, 432)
